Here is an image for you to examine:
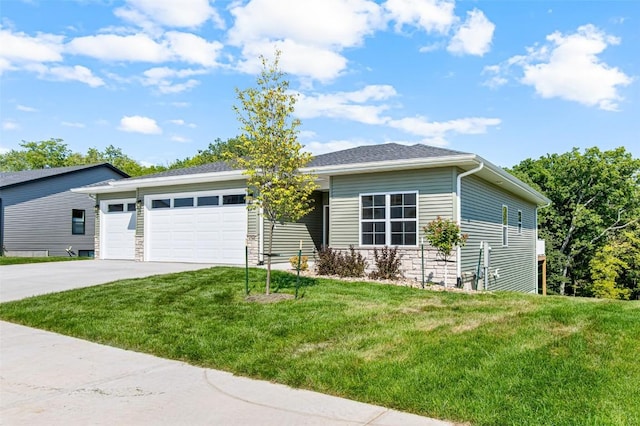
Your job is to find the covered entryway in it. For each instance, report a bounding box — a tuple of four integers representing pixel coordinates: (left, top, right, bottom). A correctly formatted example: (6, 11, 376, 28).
(100, 199, 136, 260)
(144, 190, 247, 264)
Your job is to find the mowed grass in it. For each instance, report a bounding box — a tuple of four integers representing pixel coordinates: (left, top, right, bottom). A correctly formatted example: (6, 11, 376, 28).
(0, 256, 91, 265)
(1, 267, 638, 425)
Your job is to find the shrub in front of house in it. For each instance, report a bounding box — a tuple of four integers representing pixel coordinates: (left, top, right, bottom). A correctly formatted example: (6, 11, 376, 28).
(369, 246, 402, 280)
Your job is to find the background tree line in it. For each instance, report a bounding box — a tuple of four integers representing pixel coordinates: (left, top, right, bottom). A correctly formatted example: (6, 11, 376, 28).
(2, 139, 638, 299)
(0, 137, 242, 177)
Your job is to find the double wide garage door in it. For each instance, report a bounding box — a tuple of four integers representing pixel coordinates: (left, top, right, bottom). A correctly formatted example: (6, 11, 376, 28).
(144, 191, 247, 264)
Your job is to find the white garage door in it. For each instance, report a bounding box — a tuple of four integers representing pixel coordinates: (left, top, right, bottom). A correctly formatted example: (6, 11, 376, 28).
(145, 191, 247, 264)
(101, 199, 136, 260)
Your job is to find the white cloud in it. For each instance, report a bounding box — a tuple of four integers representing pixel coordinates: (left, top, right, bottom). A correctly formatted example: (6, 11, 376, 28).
(164, 32, 223, 67)
(2, 120, 19, 130)
(384, 0, 456, 34)
(61, 121, 85, 128)
(296, 85, 397, 125)
(168, 118, 196, 127)
(0, 27, 64, 73)
(171, 101, 190, 108)
(66, 33, 169, 62)
(141, 67, 205, 93)
(17, 104, 38, 112)
(387, 116, 501, 141)
(46, 65, 105, 87)
(118, 115, 162, 134)
(0, 146, 10, 154)
(485, 25, 632, 111)
(447, 9, 495, 56)
(170, 135, 190, 143)
(115, 0, 224, 29)
(236, 39, 349, 82)
(228, 0, 383, 81)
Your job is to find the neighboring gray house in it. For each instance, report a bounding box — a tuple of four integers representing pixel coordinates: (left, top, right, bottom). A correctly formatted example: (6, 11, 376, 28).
(73, 144, 549, 292)
(0, 164, 128, 257)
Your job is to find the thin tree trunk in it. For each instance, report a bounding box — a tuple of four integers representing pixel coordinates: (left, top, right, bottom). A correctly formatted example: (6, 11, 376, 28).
(265, 222, 275, 295)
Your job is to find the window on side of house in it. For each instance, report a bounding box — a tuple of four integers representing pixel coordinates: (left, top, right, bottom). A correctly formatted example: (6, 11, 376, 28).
(72, 209, 85, 235)
(517, 210, 522, 235)
(361, 192, 417, 246)
(502, 205, 508, 246)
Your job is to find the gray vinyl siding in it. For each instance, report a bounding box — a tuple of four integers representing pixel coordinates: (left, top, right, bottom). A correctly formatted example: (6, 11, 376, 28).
(136, 180, 247, 236)
(263, 191, 324, 263)
(1, 167, 125, 256)
(459, 174, 537, 293)
(329, 168, 456, 248)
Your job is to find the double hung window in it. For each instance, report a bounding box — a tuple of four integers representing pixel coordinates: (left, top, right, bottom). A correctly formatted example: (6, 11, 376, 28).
(361, 192, 417, 246)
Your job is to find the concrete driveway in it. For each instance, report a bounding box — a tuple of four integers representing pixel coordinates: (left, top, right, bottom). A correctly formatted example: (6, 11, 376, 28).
(0, 260, 217, 302)
(0, 259, 452, 425)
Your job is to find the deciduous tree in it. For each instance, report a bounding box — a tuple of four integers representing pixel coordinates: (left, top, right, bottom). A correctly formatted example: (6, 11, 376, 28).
(511, 147, 640, 296)
(231, 51, 317, 294)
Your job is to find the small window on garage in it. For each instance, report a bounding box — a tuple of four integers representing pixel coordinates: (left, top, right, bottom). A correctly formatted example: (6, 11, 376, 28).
(223, 194, 246, 205)
(174, 197, 194, 208)
(127, 202, 136, 212)
(78, 250, 95, 258)
(72, 209, 85, 235)
(152, 199, 171, 209)
(108, 203, 124, 212)
(198, 196, 219, 206)
(502, 205, 509, 246)
(517, 210, 523, 234)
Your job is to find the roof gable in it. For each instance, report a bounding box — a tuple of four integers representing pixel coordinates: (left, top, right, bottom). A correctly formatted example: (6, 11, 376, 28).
(0, 163, 128, 189)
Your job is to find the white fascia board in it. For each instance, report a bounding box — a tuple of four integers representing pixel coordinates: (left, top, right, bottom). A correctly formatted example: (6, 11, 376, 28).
(110, 170, 247, 189)
(305, 154, 478, 176)
(477, 156, 551, 206)
(71, 185, 119, 194)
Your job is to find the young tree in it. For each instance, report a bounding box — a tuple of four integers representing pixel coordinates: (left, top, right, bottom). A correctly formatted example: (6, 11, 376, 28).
(232, 51, 317, 295)
(511, 147, 640, 296)
(423, 216, 468, 287)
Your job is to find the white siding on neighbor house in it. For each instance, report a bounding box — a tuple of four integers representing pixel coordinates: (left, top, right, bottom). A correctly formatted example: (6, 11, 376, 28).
(459, 174, 537, 293)
(329, 168, 456, 248)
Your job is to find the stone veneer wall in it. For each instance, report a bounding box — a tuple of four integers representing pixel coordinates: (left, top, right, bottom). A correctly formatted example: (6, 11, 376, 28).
(135, 235, 144, 261)
(332, 246, 458, 288)
(247, 234, 259, 265)
(93, 209, 100, 259)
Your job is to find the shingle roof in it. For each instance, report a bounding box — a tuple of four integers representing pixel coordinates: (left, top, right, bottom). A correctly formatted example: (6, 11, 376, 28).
(309, 143, 469, 167)
(123, 161, 235, 182)
(0, 163, 128, 189)
(121, 143, 470, 182)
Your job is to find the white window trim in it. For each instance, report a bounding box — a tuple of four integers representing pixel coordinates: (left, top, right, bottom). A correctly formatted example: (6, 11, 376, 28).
(144, 188, 247, 210)
(502, 204, 509, 247)
(517, 209, 523, 235)
(359, 191, 419, 247)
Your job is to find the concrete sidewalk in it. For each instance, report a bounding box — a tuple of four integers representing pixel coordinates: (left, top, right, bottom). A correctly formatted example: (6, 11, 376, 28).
(1, 321, 452, 425)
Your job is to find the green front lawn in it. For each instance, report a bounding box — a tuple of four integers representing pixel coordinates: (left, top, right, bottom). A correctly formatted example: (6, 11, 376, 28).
(0, 256, 91, 265)
(1, 267, 638, 425)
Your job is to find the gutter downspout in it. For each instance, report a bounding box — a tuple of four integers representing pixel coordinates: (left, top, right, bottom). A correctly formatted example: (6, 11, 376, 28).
(456, 162, 484, 282)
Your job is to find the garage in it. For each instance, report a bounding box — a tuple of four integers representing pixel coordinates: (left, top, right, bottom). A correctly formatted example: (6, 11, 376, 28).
(144, 190, 247, 264)
(100, 199, 136, 260)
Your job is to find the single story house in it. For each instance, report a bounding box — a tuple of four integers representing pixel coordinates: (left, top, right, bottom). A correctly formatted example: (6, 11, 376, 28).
(0, 163, 128, 257)
(73, 144, 549, 292)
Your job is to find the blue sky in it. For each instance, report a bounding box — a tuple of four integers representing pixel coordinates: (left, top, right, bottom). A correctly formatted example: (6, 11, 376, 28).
(1, 0, 638, 168)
